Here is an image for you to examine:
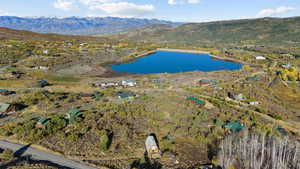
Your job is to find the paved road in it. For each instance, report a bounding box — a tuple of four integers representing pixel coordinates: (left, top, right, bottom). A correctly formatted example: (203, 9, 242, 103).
(0, 140, 99, 169)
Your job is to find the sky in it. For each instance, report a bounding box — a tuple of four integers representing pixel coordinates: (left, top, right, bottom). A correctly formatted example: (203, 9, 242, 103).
(0, 0, 299, 22)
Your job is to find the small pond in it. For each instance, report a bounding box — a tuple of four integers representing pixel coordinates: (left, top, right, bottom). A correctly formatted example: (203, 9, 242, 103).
(112, 51, 243, 74)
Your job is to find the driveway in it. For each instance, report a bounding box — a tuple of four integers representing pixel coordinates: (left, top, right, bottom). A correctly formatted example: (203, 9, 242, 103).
(0, 140, 99, 169)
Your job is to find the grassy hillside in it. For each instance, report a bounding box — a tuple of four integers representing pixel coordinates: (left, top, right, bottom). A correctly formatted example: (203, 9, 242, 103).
(0, 27, 104, 41)
(120, 17, 300, 48)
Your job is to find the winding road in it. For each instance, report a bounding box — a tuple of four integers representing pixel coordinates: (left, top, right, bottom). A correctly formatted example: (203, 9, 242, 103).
(0, 140, 99, 169)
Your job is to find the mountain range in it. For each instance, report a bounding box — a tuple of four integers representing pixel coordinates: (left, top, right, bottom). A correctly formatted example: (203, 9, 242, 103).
(0, 16, 178, 35)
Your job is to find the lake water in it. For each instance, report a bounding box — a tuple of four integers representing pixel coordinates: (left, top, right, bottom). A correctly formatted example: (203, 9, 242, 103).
(112, 51, 243, 74)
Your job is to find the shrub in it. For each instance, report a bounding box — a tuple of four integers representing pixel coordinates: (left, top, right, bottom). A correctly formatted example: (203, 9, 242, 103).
(1, 149, 14, 160)
(99, 134, 110, 152)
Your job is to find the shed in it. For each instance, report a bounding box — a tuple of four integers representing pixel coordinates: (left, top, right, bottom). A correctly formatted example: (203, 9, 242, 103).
(35, 117, 50, 129)
(145, 135, 161, 159)
(224, 121, 245, 132)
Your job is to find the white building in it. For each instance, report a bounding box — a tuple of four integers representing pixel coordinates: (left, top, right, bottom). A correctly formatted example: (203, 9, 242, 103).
(43, 50, 49, 55)
(121, 80, 137, 87)
(255, 56, 266, 60)
(249, 101, 259, 105)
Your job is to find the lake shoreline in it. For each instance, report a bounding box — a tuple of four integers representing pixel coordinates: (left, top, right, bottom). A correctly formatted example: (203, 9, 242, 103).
(100, 48, 246, 76)
(157, 48, 246, 65)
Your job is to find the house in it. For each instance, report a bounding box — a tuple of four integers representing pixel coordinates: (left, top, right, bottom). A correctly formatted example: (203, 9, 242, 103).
(246, 76, 260, 81)
(249, 101, 259, 105)
(37, 80, 50, 88)
(117, 91, 137, 100)
(93, 82, 119, 88)
(35, 117, 50, 129)
(66, 42, 73, 46)
(43, 50, 49, 55)
(255, 56, 266, 60)
(80, 43, 88, 46)
(79, 93, 94, 101)
(210, 84, 223, 90)
(224, 121, 245, 132)
(0, 103, 26, 114)
(281, 63, 292, 69)
(121, 80, 137, 87)
(228, 92, 244, 101)
(32, 66, 49, 70)
(66, 109, 83, 122)
(0, 103, 11, 113)
(186, 97, 205, 106)
(199, 79, 211, 86)
(145, 135, 161, 159)
(0, 89, 15, 96)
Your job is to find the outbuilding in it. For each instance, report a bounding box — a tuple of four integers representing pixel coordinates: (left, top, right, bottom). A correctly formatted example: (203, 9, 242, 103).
(35, 117, 50, 129)
(145, 135, 161, 159)
(255, 56, 266, 60)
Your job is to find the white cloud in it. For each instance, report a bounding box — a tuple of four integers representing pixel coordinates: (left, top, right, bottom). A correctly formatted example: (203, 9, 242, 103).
(54, 0, 78, 11)
(87, 2, 155, 17)
(187, 0, 200, 4)
(79, 0, 113, 5)
(168, 0, 176, 5)
(257, 6, 296, 17)
(0, 10, 10, 16)
(168, 0, 200, 5)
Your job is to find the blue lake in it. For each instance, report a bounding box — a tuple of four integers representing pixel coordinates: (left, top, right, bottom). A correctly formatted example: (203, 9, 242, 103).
(112, 51, 243, 74)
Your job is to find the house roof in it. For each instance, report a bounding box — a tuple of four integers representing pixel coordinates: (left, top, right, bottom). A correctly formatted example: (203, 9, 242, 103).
(67, 109, 82, 119)
(117, 92, 136, 99)
(186, 97, 205, 105)
(0, 103, 10, 112)
(37, 117, 50, 125)
(246, 76, 260, 81)
(224, 121, 245, 132)
(0, 89, 9, 93)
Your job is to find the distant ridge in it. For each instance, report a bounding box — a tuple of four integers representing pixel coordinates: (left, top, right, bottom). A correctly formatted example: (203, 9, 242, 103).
(119, 16, 300, 47)
(0, 16, 179, 35)
(0, 27, 104, 41)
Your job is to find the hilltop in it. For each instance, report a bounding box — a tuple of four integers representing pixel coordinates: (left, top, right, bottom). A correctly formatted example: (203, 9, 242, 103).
(120, 16, 300, 48)
(0, 16, 179, 35)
